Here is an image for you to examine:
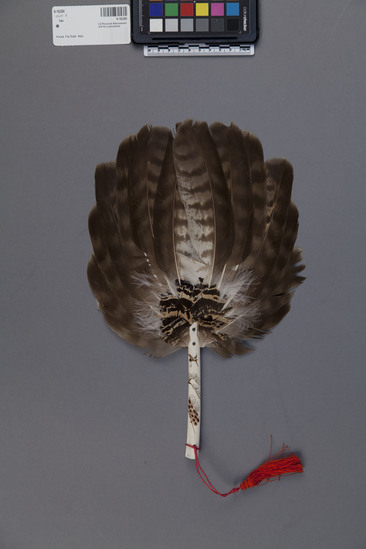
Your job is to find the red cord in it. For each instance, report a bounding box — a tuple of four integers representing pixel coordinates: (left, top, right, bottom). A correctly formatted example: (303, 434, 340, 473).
(186, 443, 303, 497)
(186, 444, 240, 497)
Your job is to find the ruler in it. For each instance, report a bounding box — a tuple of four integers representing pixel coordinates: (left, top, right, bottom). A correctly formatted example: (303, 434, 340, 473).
(144, 44, 255, 56)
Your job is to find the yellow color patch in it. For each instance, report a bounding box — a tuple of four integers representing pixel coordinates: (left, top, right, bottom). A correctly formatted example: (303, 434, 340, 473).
(196, 3, 209, 16)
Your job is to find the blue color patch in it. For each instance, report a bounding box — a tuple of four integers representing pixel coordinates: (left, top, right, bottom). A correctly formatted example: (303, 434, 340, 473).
(226, 2, 239, 15)
(150, 3, 163, 16)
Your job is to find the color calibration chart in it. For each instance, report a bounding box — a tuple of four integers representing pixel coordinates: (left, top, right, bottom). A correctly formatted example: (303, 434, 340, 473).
(132, 0, 258, 44)
(148, 1, 241, 33)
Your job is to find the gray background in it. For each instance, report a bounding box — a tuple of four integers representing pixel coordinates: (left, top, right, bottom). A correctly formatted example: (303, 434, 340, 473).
(1, 0, 365, 548)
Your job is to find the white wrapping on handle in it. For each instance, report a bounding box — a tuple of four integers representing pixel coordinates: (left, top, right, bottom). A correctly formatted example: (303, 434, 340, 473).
(185, 322, 201, 459)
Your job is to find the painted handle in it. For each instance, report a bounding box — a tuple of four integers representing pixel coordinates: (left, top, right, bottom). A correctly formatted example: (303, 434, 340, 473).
(185, 322, 201, 459)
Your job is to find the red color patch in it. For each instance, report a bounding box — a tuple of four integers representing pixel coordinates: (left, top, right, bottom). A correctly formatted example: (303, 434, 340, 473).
(180, 3, 194, 16)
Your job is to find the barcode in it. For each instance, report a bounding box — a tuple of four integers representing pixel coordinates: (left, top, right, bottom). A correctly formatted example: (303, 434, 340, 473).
(100, 6, 127, 17)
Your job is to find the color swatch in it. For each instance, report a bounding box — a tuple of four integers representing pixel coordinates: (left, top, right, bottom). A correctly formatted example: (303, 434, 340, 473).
(148, 1, 240, 33)
(132, 0, 258, 44)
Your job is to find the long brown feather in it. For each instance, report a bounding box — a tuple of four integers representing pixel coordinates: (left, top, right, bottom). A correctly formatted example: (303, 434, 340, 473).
(173, 120, 234, 285)
(209, 123, 266, 269)
(152, 132, 179, 280)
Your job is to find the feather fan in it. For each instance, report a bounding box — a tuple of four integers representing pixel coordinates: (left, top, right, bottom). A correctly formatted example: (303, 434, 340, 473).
(87, 120, 305, 482)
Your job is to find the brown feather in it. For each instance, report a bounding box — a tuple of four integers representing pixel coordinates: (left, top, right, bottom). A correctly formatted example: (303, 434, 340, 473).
(210, 122, 266, 268)
(173, 120, 234, 284)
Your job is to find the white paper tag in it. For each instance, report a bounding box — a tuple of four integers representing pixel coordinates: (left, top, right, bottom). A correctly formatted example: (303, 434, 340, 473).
(52, 5, 131, 46)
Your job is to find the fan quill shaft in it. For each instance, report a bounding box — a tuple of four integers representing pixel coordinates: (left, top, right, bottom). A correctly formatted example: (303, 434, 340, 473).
(185, 323, 201, 459)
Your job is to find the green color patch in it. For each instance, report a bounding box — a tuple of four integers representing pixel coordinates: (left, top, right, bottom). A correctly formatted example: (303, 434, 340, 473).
(165, 3, 178, 16)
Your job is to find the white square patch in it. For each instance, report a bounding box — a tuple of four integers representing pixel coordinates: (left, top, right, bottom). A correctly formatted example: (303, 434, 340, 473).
(165, 18, 178, 31)
(150, 18, 163, 32)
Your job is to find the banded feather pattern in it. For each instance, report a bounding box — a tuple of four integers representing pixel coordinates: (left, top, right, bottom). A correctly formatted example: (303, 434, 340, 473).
(87, 120, 304, 358)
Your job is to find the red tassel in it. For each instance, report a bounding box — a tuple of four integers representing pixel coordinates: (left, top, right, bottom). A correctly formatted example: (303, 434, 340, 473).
(186, 443, 303, 497)
(239, 452, 303, 491)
